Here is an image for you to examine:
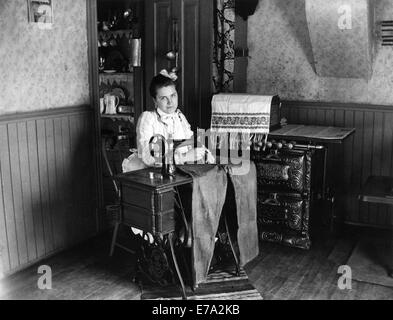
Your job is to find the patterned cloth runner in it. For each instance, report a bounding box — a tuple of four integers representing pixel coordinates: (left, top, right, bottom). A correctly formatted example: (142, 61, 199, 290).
(210, 94, 274, 149)
(211, 94, 273, 134)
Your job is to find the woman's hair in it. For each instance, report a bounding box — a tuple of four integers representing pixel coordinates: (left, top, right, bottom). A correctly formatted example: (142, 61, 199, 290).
(149, 74, 176, 98)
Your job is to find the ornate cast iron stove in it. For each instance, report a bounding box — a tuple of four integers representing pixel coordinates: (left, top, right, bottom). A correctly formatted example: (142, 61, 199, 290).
(252, 143, 313, 250)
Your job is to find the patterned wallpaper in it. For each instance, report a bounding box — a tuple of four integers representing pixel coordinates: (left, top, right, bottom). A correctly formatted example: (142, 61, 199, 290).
(0, 0, 89, 115)
(247, 0, 393, 105)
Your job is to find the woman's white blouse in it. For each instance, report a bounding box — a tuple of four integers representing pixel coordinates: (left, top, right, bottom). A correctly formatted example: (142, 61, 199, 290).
(136, 108, 194, 166)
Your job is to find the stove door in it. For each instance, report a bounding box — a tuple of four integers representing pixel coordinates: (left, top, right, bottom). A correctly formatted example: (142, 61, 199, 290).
(254, 149, 311, 194)
(257, 193, 309, 233)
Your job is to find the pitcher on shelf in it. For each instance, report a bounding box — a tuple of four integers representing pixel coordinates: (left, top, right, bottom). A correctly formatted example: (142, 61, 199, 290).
(104, 94, 119, 115)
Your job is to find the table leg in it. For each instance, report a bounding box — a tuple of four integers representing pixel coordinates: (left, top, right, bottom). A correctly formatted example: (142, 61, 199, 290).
(168, 233, 187, 300)
(322, 146, 328, 199)
(320, 146, 338, 233)
(328, 194, 336, 233)
(224, 213, 240, 277)
(109, 221, 120, 257)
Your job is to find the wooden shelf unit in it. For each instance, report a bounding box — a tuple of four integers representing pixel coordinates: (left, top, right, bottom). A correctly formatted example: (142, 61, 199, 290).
(101, 114, 135, 123)
(98, 29, 134, 40)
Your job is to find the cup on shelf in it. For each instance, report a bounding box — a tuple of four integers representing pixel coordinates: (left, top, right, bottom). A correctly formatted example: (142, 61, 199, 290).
(102, 21, 110, 31)
(104, 94, 119, 114)
(109, 35, 117, 47)
(99, 57, 105, 71)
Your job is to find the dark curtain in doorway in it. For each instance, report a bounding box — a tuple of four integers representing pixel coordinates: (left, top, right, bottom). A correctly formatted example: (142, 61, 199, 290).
(212, 0, 235, 93)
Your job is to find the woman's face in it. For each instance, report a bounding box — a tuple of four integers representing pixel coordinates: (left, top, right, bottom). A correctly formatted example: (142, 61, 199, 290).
(154, 85, 178, 114)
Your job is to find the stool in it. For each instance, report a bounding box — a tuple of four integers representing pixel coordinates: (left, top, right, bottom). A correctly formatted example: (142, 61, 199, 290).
(359, 176, 393, 277)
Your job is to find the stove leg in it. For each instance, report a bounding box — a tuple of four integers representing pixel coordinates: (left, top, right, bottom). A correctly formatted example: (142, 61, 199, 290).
(328, 193, 336, 233)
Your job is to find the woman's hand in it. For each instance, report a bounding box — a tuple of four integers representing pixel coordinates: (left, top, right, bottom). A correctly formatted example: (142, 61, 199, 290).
(184, 147, 206, 163)
(176, 147, 206, 164)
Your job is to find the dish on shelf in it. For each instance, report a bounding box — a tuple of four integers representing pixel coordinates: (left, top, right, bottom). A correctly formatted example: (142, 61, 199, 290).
(105, 50, 127, 72)
(103, 70, 116, 73)
(116, 105, 133, 114)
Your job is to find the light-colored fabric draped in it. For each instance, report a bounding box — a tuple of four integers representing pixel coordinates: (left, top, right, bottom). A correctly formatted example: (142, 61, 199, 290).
(178, 163, 259, 287)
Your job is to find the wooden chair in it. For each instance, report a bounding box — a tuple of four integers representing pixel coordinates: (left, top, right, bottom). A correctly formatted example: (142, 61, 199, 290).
(359, 176, 393, 277)
(100, 137, 138, 256)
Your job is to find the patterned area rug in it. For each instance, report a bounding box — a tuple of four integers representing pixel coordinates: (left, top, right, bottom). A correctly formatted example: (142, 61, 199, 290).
(347, 237, 393, 288)
(140, 267, 263, 300)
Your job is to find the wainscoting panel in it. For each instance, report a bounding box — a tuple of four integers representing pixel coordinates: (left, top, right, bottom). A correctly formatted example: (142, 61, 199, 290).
(281, 101, 393, 228)
(0, 107, 97, 275)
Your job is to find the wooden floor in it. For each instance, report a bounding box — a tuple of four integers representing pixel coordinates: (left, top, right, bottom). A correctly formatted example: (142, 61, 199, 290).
(1, 226, 392, 300)
(0, 230, 141, 300)
(245, 227, 393, 300)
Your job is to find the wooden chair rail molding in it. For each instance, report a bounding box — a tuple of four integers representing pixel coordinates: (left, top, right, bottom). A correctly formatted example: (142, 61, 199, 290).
(280, 100, 393, 228)
(0, 105, 92, 123)
(282, 100, 393, 112)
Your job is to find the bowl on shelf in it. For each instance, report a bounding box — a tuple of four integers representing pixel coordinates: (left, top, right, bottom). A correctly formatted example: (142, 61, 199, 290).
(116, 105, 133, 114)
(105, 50, 127, 72)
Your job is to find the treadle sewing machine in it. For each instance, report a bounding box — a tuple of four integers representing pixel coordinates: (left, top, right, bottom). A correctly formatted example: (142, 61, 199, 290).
(112, 135, 244, 300)
(113, 165, 243, 299)
(114, 167, 192, 299)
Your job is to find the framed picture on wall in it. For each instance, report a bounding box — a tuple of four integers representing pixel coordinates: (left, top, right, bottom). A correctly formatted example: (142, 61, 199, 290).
(27, 0, 54, 24)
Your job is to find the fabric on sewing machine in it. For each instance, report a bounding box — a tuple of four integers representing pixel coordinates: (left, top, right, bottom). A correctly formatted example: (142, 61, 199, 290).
(229, 163, 259, 267)
(179, 163, 259, 287)
(210, 94, 273, 149)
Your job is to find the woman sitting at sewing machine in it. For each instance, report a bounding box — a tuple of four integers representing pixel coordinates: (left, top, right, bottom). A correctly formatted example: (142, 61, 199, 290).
(123, 70, 212, 172)
(123, 71, 259, 288)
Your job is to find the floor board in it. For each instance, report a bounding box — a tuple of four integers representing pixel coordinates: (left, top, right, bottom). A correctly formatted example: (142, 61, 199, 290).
(1, 227, 392, 300)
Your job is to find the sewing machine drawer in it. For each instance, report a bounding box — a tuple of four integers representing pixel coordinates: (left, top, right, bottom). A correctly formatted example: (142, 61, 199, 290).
(122, 185, 174, 211)
(257, 193, 309, 232)
(253, 150, 311, 194)
(120, 185, 176, 234)
(121, 203, 176, 234)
